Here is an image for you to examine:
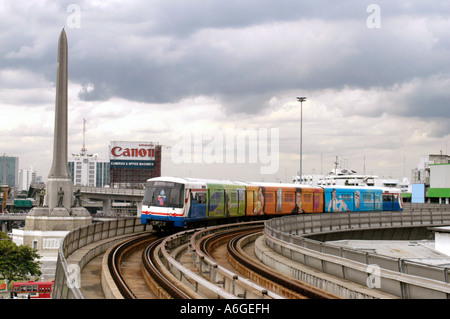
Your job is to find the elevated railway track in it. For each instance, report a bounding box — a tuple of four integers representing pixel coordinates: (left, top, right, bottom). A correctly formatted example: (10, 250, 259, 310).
(52, 206, 450, 299)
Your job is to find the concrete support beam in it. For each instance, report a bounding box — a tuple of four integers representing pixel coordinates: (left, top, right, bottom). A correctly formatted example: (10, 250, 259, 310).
(103, 199, 112, 215)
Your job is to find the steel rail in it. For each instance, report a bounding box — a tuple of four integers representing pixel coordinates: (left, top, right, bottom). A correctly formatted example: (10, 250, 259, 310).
(107, 233, 156, 299)
(189, 222, 285, 299)
(142, 238, 192, 299)
(160, 232, 240, 299)
(227, 230, 338, 299)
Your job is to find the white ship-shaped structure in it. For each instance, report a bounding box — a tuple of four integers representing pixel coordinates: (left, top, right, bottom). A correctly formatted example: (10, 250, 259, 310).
(294, 167, 410, 194)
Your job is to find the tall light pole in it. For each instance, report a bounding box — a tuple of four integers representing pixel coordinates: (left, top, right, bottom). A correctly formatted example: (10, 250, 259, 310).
(297, 96, 307, 184)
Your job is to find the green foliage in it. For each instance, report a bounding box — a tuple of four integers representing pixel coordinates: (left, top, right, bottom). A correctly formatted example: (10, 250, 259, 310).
(0, 232, 42, 288)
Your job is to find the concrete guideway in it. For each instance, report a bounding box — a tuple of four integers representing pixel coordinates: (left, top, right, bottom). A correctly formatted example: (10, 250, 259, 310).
(264, 210, 450, 299)
(53, 207, 450, 299)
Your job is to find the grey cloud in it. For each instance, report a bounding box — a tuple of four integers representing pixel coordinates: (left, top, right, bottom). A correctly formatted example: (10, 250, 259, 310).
(3, 1, 450, 119)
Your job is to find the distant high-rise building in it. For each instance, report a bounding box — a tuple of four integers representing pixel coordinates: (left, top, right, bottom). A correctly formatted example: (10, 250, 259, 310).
(68, 119, 110, 187)
(18, 167, 36, 191)
(0, 155, 19, 189)
(68, 153, 110, 187)
(411, 153, 450, 186)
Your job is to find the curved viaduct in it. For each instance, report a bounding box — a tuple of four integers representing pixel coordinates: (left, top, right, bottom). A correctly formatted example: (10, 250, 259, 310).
(264, 205, 450, 299)
(52, 204, 450, 299)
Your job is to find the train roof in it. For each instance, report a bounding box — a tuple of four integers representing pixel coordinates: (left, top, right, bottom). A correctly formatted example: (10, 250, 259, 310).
(147, 176, 247, 187)
(246, 181, 319, 189)
(320, 185, 402, 193)
(147, 177, 403, 194)
(147, 177, 320, 189)
(320, 185, 385, 192)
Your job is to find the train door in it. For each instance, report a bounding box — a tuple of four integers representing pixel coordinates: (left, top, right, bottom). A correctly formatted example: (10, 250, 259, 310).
(374, 192, 382, 211)
(360, 190, 374, 211)
(394, 193, 404, 210)
(226, 187, 237, 217)
(237, 188, 246, 216)
(247, 186, 265, 215)
(246, 187, 255, 215)
(190, 190, 207, 220)
(264, 188, 276, 214)
(313, 189, 322, 213)
(207, 188, 225, 217)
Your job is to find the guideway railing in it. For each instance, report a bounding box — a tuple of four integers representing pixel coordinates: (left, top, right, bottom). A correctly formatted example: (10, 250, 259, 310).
(264, 209, 450, 299)
(52, 217, 147, 299)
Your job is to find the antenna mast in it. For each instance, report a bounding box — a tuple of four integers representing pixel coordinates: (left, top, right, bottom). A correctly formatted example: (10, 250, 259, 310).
(81, 118, 87, 156)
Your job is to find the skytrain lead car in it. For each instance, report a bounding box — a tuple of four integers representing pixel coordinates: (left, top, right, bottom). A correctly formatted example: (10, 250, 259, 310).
(140, 177, 404, 229)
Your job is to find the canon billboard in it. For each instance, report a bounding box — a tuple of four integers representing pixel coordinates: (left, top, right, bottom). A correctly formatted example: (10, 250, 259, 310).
(110, 141, 157, 169)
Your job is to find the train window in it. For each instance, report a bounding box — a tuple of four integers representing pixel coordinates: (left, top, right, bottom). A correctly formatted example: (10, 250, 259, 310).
(169, 188, 184, 207)
(195, 193, 206, 204)
(283, 192, 294, 203)
(142, 188, 155, 206)
(143, 181, 184, 208)
(229, 191, 237, 203)
(237, 189, 245, 202)
(303, 194, 312, 203)
(265, 192, 274, 202)
(362, 193, 373, 202)
(21, 285, 27, 292)
(209, 190, 224, 213)
(153, 181, 176, 187)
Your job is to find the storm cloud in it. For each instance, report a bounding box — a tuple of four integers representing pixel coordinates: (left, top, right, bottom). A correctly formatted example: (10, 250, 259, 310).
(0, 1, 449, 181)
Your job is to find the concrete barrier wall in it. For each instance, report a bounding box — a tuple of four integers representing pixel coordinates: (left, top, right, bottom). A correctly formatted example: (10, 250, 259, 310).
(52, 217, 147, 299)
(265, 210, 450, 299)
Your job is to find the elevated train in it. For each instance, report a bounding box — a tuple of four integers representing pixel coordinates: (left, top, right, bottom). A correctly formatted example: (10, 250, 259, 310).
(140, 177, 403, 229)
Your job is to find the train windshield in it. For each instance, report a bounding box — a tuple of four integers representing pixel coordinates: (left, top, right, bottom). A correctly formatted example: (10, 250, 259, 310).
(143, 181, 185, 208)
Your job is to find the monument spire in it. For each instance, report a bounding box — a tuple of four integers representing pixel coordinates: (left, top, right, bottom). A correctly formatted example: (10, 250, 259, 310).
(17, 29, 91, 271)
(46, 29, 73, 212)
(48, 28, 70, 179)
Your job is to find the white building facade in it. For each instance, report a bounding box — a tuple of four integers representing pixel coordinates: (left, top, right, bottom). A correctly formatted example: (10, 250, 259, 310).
(18, 167, 36, 191)
(68, 153, 109, 187)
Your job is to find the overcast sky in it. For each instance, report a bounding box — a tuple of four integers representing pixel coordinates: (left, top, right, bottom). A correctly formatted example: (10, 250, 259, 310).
(1, 1, 449, 183)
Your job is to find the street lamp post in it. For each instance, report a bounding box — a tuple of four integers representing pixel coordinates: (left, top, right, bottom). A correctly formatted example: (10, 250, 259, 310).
(296, 97, 307, 184)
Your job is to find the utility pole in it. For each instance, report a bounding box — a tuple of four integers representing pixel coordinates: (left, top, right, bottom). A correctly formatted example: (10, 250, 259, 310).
(297, 97, 306, 183)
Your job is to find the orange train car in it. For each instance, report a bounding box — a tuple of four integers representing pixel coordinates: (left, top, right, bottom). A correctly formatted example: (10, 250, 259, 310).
(246, 183, 323, 216)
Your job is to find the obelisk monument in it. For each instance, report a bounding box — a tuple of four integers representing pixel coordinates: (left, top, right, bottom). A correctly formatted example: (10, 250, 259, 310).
(24, 27, 91, 221)
(46, 28, 73, 215)
(12, 29, 91, 279)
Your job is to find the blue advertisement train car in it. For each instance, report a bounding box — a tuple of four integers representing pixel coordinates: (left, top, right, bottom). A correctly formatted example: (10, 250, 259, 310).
(323, 186, 382, 212)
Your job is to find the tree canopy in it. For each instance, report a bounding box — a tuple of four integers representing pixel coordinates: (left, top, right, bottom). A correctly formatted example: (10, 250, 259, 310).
(0, 231, 42, 286)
